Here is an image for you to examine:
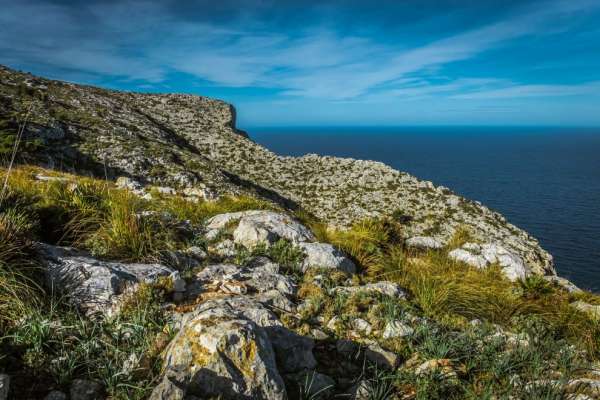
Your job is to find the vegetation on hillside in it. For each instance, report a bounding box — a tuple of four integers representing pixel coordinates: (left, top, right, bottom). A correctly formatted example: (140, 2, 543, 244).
(1, 166, 599, 399)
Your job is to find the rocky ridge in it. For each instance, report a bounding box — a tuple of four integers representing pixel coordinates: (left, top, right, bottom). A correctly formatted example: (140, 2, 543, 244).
(0, 65, 553, 276)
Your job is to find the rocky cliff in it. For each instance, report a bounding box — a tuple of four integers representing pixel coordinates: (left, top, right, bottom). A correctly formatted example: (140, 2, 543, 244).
(0, 65, 553, 276)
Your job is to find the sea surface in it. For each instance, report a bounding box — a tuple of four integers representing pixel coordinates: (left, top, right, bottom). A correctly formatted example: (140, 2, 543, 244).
(251, 127, 600, 292)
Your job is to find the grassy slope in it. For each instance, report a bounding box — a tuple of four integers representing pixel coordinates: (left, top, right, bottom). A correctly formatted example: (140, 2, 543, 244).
(0, 166, 599, 399)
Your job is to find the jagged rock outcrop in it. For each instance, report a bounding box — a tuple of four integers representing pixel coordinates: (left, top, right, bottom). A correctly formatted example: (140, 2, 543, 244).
(0, 65, 553, 277)
(37, 244, 184, 316)
(153, 258, 321, 399)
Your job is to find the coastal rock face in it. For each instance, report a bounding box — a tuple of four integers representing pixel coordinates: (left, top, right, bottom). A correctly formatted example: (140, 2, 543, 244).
(0, 65, 553, 276)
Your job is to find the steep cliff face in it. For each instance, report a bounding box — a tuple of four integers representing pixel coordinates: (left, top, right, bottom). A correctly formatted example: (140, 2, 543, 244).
(0, 65, 553, 275)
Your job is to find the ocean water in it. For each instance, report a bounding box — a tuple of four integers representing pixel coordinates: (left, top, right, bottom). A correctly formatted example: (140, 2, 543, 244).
(251, 127, 600, 292)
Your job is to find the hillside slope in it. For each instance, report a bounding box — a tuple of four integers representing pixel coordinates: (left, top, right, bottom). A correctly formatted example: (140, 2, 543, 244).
(0, 65, 553, 275)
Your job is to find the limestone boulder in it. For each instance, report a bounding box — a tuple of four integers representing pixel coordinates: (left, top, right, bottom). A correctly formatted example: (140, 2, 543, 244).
(383, 320, 414, 339)
(37, 244, 180, 316)
(449, 243, 530, 281)
(158, 314, 286, 399)
(299, 242, 356, 274)
(156, 296, 318, 399)
(206, 211, 315, 248)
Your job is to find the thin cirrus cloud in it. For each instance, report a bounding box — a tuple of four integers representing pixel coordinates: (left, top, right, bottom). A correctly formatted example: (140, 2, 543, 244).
(149, 0, 600, 100)
(1, 0, 600, 125)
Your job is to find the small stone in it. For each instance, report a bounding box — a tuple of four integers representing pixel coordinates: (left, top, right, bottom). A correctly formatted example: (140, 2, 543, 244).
(415, 359, 456, 379)
(311, 328, 329, 340)
(70, 379, 103, 400)
(351, 318, 372, 336)
(382, 320, 414, 339)
(155, 186, 176, 195)
(365, 343, 400, 369)
(299, 242, 356, 274)
(186, 246, 207, 260)
(116, 176, 143, 191)
(212, 239, 236, 257)
(332, 281, 407, 299)
(327, 316, 341, 331)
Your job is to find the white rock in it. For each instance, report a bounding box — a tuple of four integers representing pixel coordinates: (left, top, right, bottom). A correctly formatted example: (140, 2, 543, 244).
(365, 343, 400, 369)
(35, 174, 69, 182)
(207, 211, 315, 245)
(154, 186, 176, 195)
(192, 260, 296, 299)
(351, 318, 372, 336)
(299, 242, 356, 274)
(449, 243, 530, 281)
(327, 316, 341, 331)
(212, 239, 236, 257)
(233, 218, 278, 249)
(158, 315, 285, 399)
(156, 296, 316, 399)
(38, 244, 175, 316)
(405, 236, 444, 250)
(382, 320, 414, 339)
(448, 248, 488, 269)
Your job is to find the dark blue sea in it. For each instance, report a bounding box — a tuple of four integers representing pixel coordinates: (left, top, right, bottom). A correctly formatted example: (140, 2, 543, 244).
(251, 127, 600, 292)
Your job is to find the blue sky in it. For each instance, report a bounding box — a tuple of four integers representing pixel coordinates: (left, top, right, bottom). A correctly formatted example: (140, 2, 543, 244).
(1, 0, 600, 128)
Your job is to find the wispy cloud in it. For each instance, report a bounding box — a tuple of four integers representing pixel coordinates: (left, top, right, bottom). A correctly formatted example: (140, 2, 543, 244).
(1, 0, 599, 105)
(453, 81, 600, 99)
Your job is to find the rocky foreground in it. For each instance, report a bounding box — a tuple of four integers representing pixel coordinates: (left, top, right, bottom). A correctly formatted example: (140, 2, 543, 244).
(7, 190, 600, 399)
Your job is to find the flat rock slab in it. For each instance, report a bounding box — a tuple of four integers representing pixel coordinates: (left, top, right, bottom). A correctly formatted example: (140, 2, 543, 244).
(37, 243, 177, 316)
